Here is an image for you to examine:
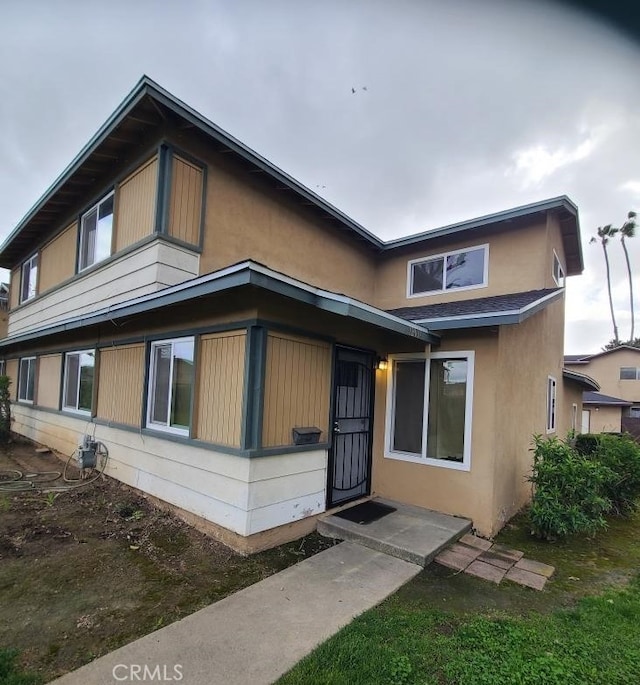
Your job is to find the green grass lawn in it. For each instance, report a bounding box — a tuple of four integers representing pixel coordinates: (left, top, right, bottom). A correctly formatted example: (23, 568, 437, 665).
(279, 509, 640, 685)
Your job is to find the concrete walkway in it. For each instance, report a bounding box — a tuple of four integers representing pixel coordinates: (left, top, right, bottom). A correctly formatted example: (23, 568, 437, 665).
(51, 542, 421, 685)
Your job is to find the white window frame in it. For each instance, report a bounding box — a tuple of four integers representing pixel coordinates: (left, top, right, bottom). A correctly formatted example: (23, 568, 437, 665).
(546, 375, 557, 433)
(407, 244, 489, 299)
(78, 191, 115, 272)
(552, 250, 565, 287)
(62, 350, 95, 415)
(571, 403, 578, 433)
(620, 366, 640, 380)
(18, 357, 36, 404)
(384, 350, 474, 471)
(20, 253, 38, 303)
(146, 337, 195, 436)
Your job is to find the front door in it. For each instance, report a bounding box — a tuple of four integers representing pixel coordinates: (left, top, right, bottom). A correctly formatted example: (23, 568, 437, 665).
(327, 346, 375, 508)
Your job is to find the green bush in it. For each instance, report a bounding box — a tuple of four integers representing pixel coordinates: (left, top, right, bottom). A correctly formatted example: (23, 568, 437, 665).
(574, 433, 600, 456)
(528, 436, 612, 540)
(591, 433, 640, 515)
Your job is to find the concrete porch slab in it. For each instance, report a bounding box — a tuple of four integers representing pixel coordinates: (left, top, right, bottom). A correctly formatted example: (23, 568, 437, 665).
(318, 498, 471, 567)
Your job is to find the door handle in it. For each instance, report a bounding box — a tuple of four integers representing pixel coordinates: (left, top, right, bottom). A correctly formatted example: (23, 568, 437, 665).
(333, 421, 340, 434)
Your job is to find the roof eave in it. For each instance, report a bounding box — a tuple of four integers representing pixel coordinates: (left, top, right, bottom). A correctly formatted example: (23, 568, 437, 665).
(562, 368, 600, 391)
(0, 261, 438, 350)
(410, 289, 564, 331)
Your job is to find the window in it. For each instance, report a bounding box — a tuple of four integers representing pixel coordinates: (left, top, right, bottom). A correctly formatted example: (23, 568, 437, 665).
(408, 245, 488, 297)
(552, 250, 565, 287)
(546, 376, 557, 433)
(79, 192, 114, 271)
(572, 403, 578, 433)
(63, 351, 95, 414)
(0, 360, 5, 376)
(630, 406, 640, 418)
(147, 338, 194, 435)
(21, 254, 38, 302)
(386, 351, 474, 470)
(18, 357, 36, 403)
(620, 367, 640, 380)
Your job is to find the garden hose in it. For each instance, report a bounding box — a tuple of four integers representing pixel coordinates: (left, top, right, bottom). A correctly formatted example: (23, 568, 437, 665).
(0, 443, 109, 492)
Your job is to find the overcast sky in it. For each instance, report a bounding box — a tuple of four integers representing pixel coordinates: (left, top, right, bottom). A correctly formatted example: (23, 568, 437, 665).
(1, 0, 639, 353)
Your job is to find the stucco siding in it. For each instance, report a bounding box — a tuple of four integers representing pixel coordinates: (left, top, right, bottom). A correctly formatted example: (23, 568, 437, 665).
(493, 296, 566, 533)
(375, 221, 560, 311)
(372, 331, 499, 536)
(574, 349, 640, 404)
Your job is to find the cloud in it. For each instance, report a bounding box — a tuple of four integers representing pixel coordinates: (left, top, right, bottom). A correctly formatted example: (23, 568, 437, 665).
(0, 0, 639, 351)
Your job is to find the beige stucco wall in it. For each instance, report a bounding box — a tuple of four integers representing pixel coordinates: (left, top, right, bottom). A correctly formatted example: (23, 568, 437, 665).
(374, 212, 567, 311)
(163, 132, 378, 304)
(586, 405, 623, 433)
(572, 348, 640, 404)
(371, 329, 499, 536)
(560, 380, 584, 436)
(491, 297, 566, 533)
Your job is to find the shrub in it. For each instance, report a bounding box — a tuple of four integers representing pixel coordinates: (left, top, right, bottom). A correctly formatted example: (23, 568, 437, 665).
(528, 435, 612, 540)
(590, 433, 640, 515)
(574, 433, 600, 456)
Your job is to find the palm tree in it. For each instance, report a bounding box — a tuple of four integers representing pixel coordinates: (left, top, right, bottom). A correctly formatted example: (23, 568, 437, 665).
(590, 224, 620, 345)
(620, 211, 637, 341)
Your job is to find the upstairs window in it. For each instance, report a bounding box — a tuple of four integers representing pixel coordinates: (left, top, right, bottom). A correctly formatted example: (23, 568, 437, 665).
(620, 367, 640, 380)
(21, 254, 38, 303)
(18, 357, 36, 403)
(146, 338, 195, 435)
(553, 250, 565, 287)
(79, 192, 114, 271)
(63, 351, 95, 414)
(408, 245, 488, 297)
(546, 376, 557, 433)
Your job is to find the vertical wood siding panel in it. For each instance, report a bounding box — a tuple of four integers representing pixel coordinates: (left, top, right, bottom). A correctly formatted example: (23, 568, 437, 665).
(115, 157, 158, 252)
(168, 156, 203, 246)
(6, 359, 18, 400)
(196, 331, 246, 447)
(262, 333, 332, 447)
(9, 269, 20, 310)
(96, 344, 145, 427)
(37, 354, 62, 409)
(39, 223, 77, 293)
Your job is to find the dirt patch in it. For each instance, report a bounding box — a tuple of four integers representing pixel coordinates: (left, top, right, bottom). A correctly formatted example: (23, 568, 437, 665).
(0, 440, 336, 682)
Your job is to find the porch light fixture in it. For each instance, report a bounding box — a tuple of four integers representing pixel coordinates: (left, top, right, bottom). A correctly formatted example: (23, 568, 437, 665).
(376, 357, 389, 371)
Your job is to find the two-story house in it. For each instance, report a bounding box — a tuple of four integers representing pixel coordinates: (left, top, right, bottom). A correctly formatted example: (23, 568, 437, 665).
(0, 77, 597, 551)
(565, 346, 640, 433)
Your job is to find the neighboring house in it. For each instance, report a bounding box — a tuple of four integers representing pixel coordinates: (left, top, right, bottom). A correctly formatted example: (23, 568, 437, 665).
(0, 77, 596, 551)
(565, 346, 640, 433)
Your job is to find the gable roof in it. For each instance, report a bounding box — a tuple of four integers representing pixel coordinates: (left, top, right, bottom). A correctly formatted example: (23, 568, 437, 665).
(384, 197, 583, 275)
(0, 76, 583, 273)
(387, 288, 563, 330)
(583, 391, 632, 406)
(564, 345, 640, 364)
